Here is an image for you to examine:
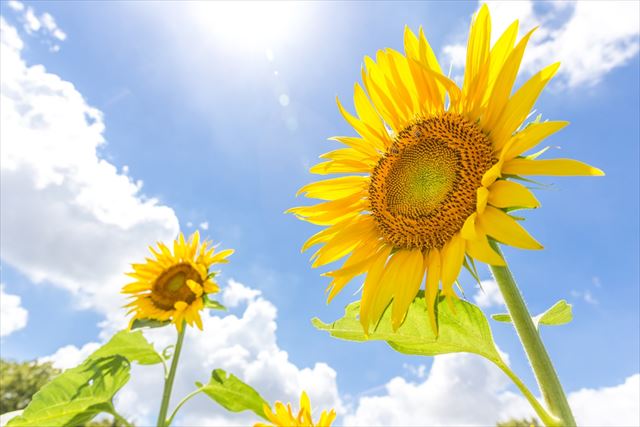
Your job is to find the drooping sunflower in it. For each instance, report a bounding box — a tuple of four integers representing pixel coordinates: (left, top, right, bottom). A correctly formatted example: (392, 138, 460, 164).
(255, 391, 336, 427)
(290, 5, 603, 332)
(123, 231, 233, 331)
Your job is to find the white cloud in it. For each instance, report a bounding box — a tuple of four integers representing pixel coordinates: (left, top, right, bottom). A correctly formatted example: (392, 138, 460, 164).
(0, 18, 179, 314)
(199, 221, 209, 230)
(0, 284, 28, 337)
(344, 353, 529, 426)
(344, 353, 639, 426)
(473, 279, 505, 309)
(571, 374, 640, 427)
(5, 2, 67, 51)
(443, 1, 640, 88)
(7, 1, 24, 12)
(40, 342, 101, 370)
(221, 279, 262, 308)
(570, 289, 599, 306)
(44, 280, 343, 426)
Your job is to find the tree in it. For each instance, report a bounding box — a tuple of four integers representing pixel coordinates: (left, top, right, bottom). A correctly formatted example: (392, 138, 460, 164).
(0, 359, 60, 414)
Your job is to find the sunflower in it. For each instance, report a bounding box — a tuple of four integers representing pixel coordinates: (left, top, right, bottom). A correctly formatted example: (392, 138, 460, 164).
(123, 231, 233, 331)
(290, 5, 603, 333)
(255, 391, 336, 427)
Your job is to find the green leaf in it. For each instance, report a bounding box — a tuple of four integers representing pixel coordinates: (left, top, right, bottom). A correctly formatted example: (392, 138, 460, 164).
(7, 357, 129, 427)
(7, 331, 161, 427)
(203, 295, 227, 311)
(492, 300, 572, 330)
(130, 318, 171, 330)
(536, 300, 573, 326)
(312, 292, 502, 363)
(196, 369, 269, 420)
(90, 330, 163, 365)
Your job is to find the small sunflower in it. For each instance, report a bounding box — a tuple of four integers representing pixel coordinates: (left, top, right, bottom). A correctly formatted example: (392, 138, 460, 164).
(290, 5, 603, 332)
(123, 231, 233, 331)
(255, 391, 336, 427)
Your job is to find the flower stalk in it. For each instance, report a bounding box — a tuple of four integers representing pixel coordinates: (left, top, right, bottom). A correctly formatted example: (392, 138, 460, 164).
(156, 322, 187, 427)
(489, 240, 576, 426)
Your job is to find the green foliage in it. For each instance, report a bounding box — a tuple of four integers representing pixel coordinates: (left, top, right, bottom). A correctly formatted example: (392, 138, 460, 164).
(196, 369, 269, 420)
(497, 417, 541, 427)
(130, 318, 171, 330)
(312, 292, 503, 364)
(0, 359, 60, 413)
(492, 300, 573, 330)
(7, 331, 161, 427)
(203, 295, 226, 311)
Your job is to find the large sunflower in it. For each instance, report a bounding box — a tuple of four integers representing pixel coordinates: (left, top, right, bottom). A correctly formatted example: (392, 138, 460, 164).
(255, 391, 336, 427)
(123, 231, 233, 331)
(290, 5, 602, 332)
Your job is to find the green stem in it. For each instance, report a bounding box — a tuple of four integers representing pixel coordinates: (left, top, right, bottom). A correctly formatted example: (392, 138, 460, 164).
(165, 388, 203, 426)
(496, 361, 560, 427)
(107, 402, 134, 427)
(489, 240, 576, 426)
(156, 323, 187, 427)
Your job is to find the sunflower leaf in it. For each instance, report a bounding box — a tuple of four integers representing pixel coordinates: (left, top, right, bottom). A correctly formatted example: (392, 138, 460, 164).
(196, 369, 269, 420)
(203, 295, 227, 311)
(492, 300, 572, 330)
(312, 292, 502, 364)
(7, 330, 159, 426)
(131, 318, 171, 330)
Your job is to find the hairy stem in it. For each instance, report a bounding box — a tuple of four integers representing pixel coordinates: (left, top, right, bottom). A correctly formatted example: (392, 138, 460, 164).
(156, 323, 186, 427)
(489, 240, 576, 426)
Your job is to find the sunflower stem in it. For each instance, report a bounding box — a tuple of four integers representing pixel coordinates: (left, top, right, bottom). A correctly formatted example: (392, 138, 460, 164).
(489, 240, 576, 426)
(156, 323, 186, 427)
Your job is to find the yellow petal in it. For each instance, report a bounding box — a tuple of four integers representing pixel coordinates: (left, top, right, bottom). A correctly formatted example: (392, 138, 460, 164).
(295, 176, 369, 200)
(461, 213, 478, 240)
(484, 19, 519, 101)
(491, 62, 561, 150)
(359, 246, 393, 331)
(337, 96, 389, 150)
(462, 4, 491, 112)
(481, 161, 503, 187)
(329, 136, 380, 158)
(503, 121, 569, 160)
(476, 186, 489, 214)
(309, 159, 373, 175)
(502, 158, 605, 176)
(477, 206, 543, 250)
(441, 234, 465, 295)
(488, 179, 540, 208)
(391, 249, 425, 331)
(353, 83, 391, 149)
(203, 280, 219, 294)
(483, 27, 536, 131)
(311, 216, 377, 268)
(465, 235, 505, 266)
(424, 249, 441, 334)
(186, 279, 203, 297)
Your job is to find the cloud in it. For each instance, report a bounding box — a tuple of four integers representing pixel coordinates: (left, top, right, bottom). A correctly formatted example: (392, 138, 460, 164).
(442, 1, 639, 88)
(571, 374, 640, 427)
(0, 284, 28, 337)
(199, 221, 209, 230)
(0, 18, 179, 314)
(570, 289, 599, 306)
(472, 279, 505, 309)
(344, 353, 639, 426)
(44, 280, 343, 426)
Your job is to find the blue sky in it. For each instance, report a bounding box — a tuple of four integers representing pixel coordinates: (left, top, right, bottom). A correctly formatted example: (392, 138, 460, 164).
(1, 1, 638, 425)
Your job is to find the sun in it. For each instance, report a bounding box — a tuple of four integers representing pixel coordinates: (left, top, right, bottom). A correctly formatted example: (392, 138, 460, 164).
(189, 2, 306, 52)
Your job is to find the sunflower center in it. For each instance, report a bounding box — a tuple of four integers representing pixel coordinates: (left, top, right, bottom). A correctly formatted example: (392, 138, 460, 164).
(151, 263, 201, 310)
(369, 112, 495, 250)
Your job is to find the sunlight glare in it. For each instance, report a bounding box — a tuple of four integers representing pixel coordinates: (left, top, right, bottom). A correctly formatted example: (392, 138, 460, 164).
(191, 1, 304, 52)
